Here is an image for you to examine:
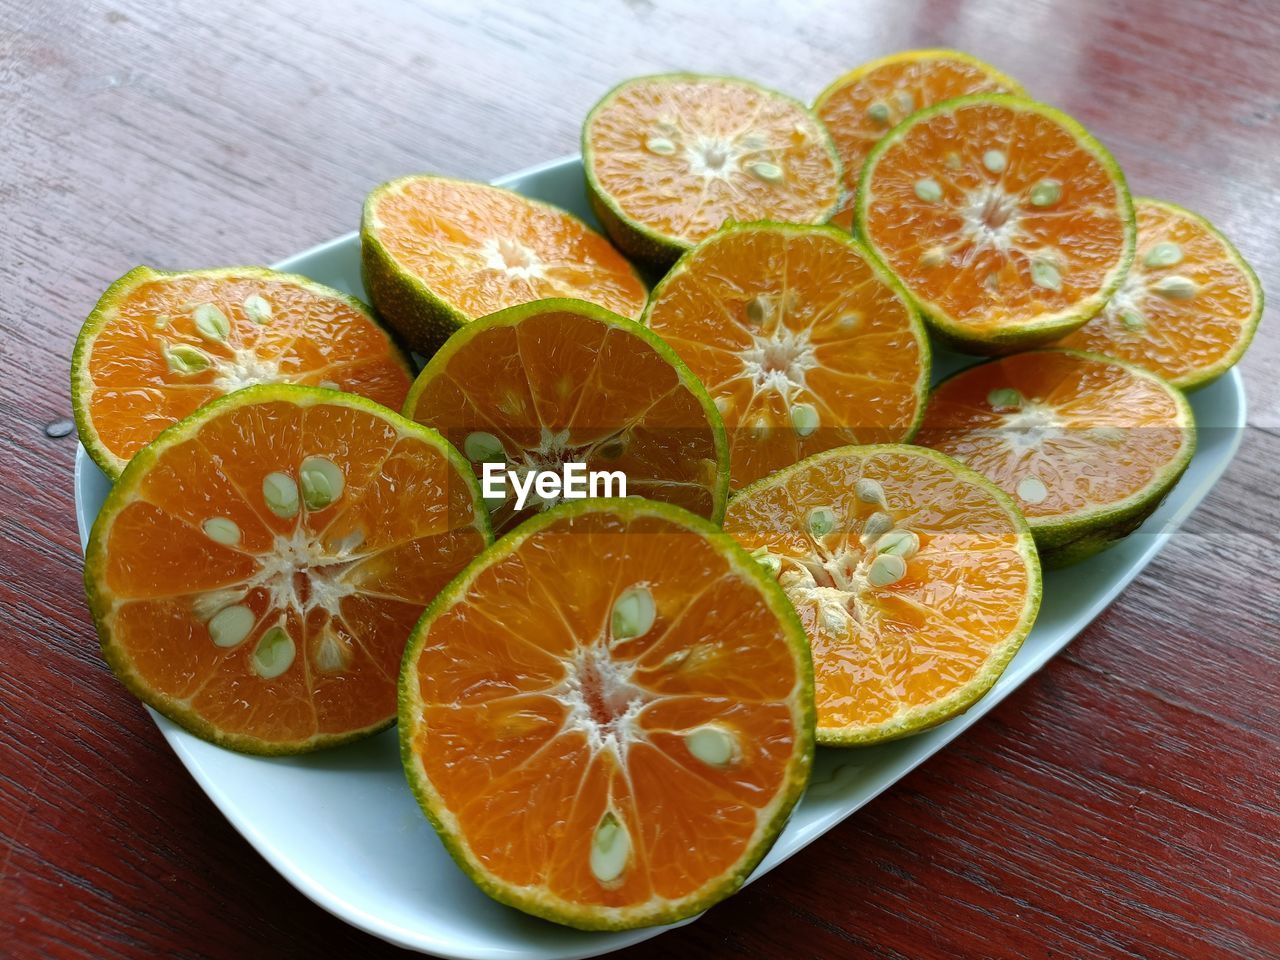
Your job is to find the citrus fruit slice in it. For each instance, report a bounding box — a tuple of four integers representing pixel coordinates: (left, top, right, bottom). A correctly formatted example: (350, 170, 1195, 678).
(814, 49, 1025, 229)
(643, 221, 929, 489)
(857, 94, 1135, 353)
(724, 444, 1040, 745)
(915, 349, 1195, 567)
(72, 266, 414, 478)
(583, 73, 842, 266)
(399, 498, 814, 929)
(361, 175, 647, 356)
(403, 298, 729, 532)
(84, 385, 491, 754)
(1058, 197, 1263, 389)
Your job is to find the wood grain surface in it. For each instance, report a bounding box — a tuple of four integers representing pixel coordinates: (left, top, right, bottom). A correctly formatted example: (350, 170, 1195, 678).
(2, 1, 1277, 957)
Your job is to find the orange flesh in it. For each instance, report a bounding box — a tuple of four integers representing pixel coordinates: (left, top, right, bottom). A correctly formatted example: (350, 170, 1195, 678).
(1059, 200, 1258, 386)
(406, 508, 805, 907)
(816, 53, 1021, 228)
(724, 448, 1032, 736)
(586, 77, 840, 245)
(369, 178, 646, 320)
(861, 99, 1130, 332)
(82, 272, 412, 469)
(645, 226, 925, 488)
(405, 307, 724, 531)
(915, 351, 1191, 520)
(93, 397, 487, 748)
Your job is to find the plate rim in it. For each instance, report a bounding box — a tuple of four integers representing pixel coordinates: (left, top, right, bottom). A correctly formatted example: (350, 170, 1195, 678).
(72, 153, 1249, 960)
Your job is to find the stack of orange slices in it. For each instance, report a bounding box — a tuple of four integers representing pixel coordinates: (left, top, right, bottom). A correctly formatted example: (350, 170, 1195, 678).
(71, 50, 1261, 933)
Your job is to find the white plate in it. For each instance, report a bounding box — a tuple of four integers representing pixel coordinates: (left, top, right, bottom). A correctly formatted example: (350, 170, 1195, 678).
(74, 155, 1247, 960)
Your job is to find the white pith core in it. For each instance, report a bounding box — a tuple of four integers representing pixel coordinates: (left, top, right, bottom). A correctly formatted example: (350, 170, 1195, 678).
(1101, 268, 1149, 331)
(740, 325, 818, 401)
(211, 349, 283, 391)
(679, 129, 781, 182)
(186, 459, 373, 678)
(480, 237, 546, 281)
(959, 184, 1024, 255)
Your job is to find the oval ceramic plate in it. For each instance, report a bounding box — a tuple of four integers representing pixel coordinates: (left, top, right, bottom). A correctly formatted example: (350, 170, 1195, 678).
(74, 156, 1247, 959)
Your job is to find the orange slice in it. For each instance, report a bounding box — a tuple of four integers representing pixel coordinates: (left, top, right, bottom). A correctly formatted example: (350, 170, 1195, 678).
(916, 349, 1195, 566)
(1059, 197, 1264, 389)
(72, 266, 413, 478)
(84, 385, 491, 754)
(399, 499, 814, 929)
(814, 49, 1025, 229)
(644, 222, 929, 489)
(361, 175, 647, 355)
(402, 298, 729, 533)
(724, 445, 1040, 745)
(583, 73, 842, 266)
(858, 95, 1135, 353)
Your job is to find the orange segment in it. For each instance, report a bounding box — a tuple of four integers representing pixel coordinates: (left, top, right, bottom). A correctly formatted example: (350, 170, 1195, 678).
(84, 386, 491, 754)
(724, 445, 1040, 744)
(916, 349, 1195, 566)
(644, 222, 928, 489)
(858, 95, 1134, 352)
(403, 298, 729, 532)
(361, 176, 646, 355)
(1059, 197, 1263, 389)
(72, 267, 413, 477)
(583, 74, 841, 264)
(399, 500, 813, 930)
(814, 49, 1024, 228)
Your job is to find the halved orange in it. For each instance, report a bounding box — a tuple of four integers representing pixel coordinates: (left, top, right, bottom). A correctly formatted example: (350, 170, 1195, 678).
(1059, 197, 1264, 389)
(72, 266, 413, 478)
(814, 49, 1025, 229)
(643, 221, 929, 489)
(583, 73, 842, 266)
(361, 175, 647, 356)
(403, 298, 729, 532)
(915, 349, 1195, 566)
(84, 385, 491, 754)
(858, 95, 1135, 353)
(399, 499, 814, 929)
(724, 445, 1040, 745)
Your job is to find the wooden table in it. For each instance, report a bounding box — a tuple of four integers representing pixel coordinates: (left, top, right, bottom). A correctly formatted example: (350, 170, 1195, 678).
(3, 1, 1277, 957)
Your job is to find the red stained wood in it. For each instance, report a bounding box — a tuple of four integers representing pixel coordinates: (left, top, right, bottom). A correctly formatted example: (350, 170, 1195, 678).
(1, 0, 1277, 957)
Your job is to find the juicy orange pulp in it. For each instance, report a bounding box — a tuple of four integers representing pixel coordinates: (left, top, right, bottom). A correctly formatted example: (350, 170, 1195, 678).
(405, 304, 725, 530)
(915, 350, 1191, 520)
(725, 447, 1035, 739)
(815, 51, 1023, 228)
(645, 225, 926, 488)
(861, 98, 1130, 335)
(406, 507, 807, 910)
(82, 272, 412, 469)
(1059, 199, 1260, 387)
(368, 178, 646, 319)
(586, 76, 841, 245)
(95, 394, 487, 748)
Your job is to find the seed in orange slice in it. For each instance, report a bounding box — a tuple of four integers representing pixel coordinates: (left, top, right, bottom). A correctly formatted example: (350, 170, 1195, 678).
(403, 298, 729, 532)
(915, 349, 1195, 567)
(814, 49, 1025, 230)
(857, 95, 1135, 353)
(583, 73, 842, 266)
(84, 385, 491, 754)
(71, 266, 414, 478)
(643, 221, 929, 489)
(361, 175, 647, 356)
(1058, 197, 1263, 389)
(724, 444, 1040, 745)
(399, 499, 814, 929)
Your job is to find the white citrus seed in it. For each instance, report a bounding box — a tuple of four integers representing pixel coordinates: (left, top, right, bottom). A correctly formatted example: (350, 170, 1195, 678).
(611, 584, 656, 641)
(262, 471, 299, 518)
(208, 604, 254, 648)
(202, 516, 241, 546)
